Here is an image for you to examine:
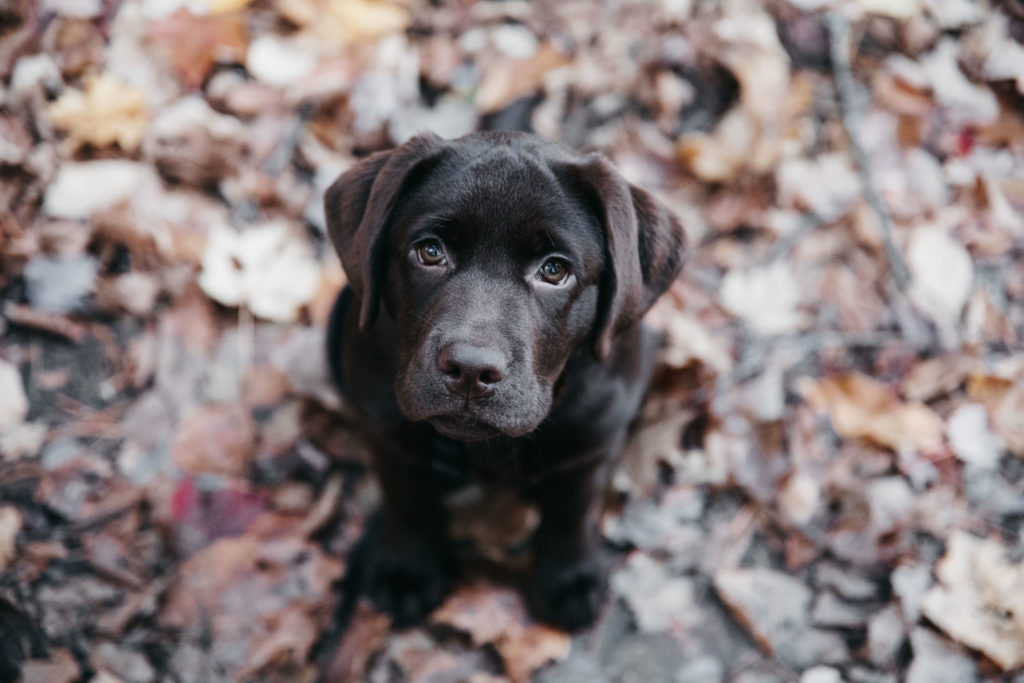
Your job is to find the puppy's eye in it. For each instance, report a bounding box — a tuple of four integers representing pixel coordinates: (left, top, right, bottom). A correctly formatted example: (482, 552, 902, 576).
(538, 258, 571, 286)
(416, 240, 446, 266)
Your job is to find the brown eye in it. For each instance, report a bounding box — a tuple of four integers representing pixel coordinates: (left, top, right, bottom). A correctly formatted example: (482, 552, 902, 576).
(538, 258, 570, 285)
(416, 240, 446, 266)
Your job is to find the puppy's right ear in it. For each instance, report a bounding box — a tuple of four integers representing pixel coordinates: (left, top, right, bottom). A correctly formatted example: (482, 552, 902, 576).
(324, 133, 445, 330)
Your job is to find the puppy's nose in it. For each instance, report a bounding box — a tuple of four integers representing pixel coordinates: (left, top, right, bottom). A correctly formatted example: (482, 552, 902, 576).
(437, 343, 505, 399)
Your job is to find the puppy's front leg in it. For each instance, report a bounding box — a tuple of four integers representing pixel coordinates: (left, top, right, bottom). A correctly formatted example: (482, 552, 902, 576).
(365, 439, 452, 627)
(529, 441, 620, 631)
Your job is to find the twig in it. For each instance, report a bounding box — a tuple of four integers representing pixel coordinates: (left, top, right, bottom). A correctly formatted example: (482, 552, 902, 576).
(759, 212, 823, 265)
(263, 102, 315, 177)
(827, 12, 912, 292)
(3, 302, 87, 342)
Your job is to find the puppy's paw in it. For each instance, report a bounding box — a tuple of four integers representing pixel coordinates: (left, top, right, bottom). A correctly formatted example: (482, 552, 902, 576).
(533, 558, 606, 631)
(365, 545, 450, 628)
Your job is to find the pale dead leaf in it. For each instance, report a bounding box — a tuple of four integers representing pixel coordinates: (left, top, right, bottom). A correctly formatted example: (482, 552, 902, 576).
(779, 473, 821, 526)
(19, 648, 79, 683)
(720, 261, 806, 335)
(432, 582, 570, 683)
(43, 161, 151, 220)
(800, 373, 944, 453)
(0, 358, 28, 433)
(476, 42, 569, 113)
(611, 553, 697, 632)
(0, 506, 22, 571)
(919, 39, 999, 126)
(907, 226, 974, 340)
(278, 0, 409, 45)
(921, 531, 1024, 670)
(48, 73, 149, 151)
(777, 154, 861, 222)
(859, 0, 921, 18)
(947, 403, 1003, 468)
(198, 220, 321, 322)
(967, 375, 1024, 456)
(677, 107, 757, 183)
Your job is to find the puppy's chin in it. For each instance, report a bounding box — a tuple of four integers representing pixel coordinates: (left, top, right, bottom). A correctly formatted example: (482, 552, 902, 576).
(395, 374, 553, 442)
(428, 415, 504, 442)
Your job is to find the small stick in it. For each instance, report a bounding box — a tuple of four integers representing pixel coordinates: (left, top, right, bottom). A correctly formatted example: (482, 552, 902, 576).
(3, 303, 87, 342)
(827, 12, 912, 291)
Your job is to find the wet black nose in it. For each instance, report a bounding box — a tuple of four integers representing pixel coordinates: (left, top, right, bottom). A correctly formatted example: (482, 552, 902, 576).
(437, 343, 506, 399)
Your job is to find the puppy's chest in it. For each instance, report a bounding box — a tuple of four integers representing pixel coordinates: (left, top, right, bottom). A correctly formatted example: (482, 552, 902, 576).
(428, 433, 534, 492)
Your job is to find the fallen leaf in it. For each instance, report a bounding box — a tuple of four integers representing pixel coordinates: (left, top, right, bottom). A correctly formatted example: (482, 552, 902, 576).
(905, 627, 980, 683)
(48, 73, 149, 151)
(198, 220, 321, 323)
(476, 42, 569, 113)
(161, 531, 343, 678)
(43, 161, 152, 220)
(245, 34, 320, 88)
(777, 154, 862, 222)
(19, 648, 79, 683)
(715, 568, 848, 668)
(947, 403, 1003, 468)
(147, 10, 248, 90)
(719, 261, 806, 335)
(967, 375, 1024, 456)
(322, 601, 391, 683)
(0, 506, 22, 571)
(921, 531, 1024, 669)
(144, 96, 247, 188)
(859, 0, 921, 18)
(919, 39, 999, 126)
(0, 358, 28, 433)
(432, 582, 570, 683)
(611, 553, 697, 632)
(22, 254, 98, 314)
(907, 226, 974, 339)
(172, 403, 255, 477)
(901, 353, 975, 401)
(800, 373, 944, 453)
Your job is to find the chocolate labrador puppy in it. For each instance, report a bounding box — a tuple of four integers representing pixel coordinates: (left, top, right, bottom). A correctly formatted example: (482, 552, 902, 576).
(324, 131, 685, 630)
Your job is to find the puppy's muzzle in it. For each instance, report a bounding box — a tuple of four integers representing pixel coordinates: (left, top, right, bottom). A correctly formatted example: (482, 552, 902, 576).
(437, 343, 506, 399)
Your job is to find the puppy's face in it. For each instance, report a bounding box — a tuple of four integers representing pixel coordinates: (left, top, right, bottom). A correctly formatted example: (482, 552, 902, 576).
(325, 132, 686, 442)
(383, 149, 604, 440)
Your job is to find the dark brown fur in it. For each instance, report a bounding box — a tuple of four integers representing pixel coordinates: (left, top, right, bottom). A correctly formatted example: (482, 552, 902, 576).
(324, 131, 685, 630)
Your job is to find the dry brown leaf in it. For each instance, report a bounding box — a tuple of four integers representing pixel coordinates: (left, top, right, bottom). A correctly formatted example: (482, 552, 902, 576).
(921, 531, 1024, 669)
(967, 375, 1024, 456)
(278, 0, 409, 44)
(476, 42, 570, 113)
(901, 353, 976, 402)
(19, 648, 79, 683)
(800, 374, 944, 454)
(147, 10, 248, 90)
(172, 403, 256, 477)
(47, 73, 149, 151)
(432, 582, 571, 683)
(323, 601, 391, 683)
(162, 532, 343, 678)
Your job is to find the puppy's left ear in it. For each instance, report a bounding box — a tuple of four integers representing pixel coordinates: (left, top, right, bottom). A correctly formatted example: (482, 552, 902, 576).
(561, 155, 686, 360)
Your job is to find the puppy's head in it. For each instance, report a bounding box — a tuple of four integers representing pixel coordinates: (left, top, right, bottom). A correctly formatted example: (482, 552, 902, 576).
(325, 132, 685, 441)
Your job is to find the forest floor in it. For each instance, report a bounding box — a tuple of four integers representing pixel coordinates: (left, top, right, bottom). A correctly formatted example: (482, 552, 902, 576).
(2, 0, 1024, 681)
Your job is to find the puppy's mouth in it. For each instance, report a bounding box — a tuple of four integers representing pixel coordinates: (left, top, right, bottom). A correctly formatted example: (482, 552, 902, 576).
(429, 414, 504, 442)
